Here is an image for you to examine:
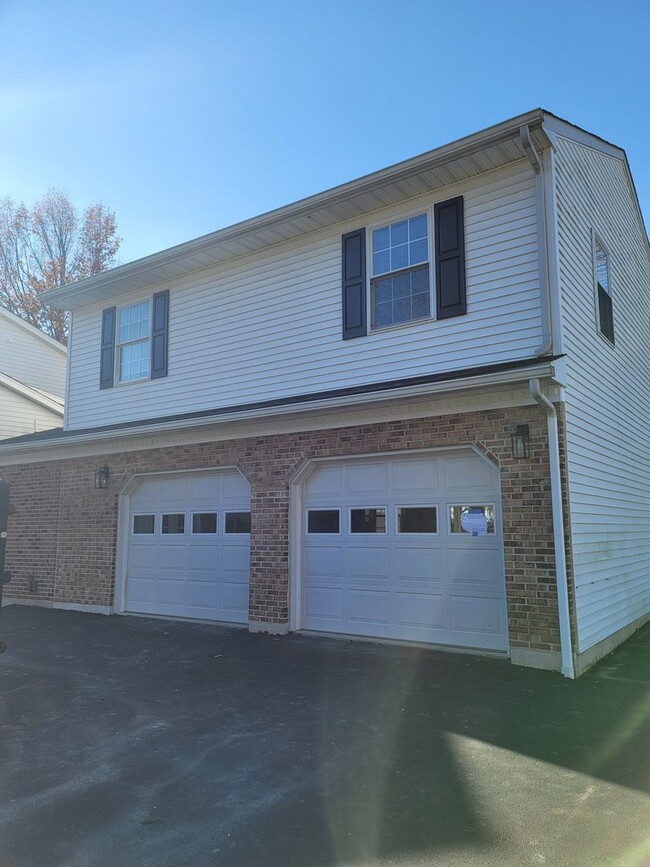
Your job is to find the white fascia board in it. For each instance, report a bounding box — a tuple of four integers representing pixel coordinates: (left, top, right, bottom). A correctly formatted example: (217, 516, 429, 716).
(0, 360, 558, 461)
(0, 373, 65, 415)
(0, 306, 67, 355)
(42, 109, 549, 311)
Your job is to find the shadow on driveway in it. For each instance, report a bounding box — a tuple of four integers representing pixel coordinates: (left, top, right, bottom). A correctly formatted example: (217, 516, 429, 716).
(0, 606, 649, 867)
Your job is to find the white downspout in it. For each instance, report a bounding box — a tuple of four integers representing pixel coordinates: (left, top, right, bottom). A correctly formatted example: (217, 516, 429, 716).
(529, 378, 574, 678)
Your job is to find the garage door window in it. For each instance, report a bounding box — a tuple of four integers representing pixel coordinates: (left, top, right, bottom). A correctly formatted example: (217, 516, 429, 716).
(350, 507, 386, 534)
(307, 509, 340, 534)
(225, 511, 251, 534)
(162, 513, 185, 534)
(192, 512, 217, 534)
(397, 506, 437, 534)
(133, 514, 155, 534)
(449, 505, 495, 535)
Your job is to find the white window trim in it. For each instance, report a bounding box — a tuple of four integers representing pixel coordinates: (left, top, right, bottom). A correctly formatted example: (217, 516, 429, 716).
(224, 510, 252, 535)
(161, 512, 187, 535)
(366, 206, 436, 333)
(448, 503, 497, 536)
(591, 229, 615, 348)
(190, 511, 219, 535)
(132, 513, 156, 535)
(305, 507, 342, 536)
(115, 297, 153, 386)
(395, 504, 439, 535)
(348, 505, 388, 535)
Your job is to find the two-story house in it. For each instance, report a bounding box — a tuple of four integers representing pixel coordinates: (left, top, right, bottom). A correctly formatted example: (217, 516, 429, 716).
(0, 109, 648, 678)
(0, 306, 65, 439)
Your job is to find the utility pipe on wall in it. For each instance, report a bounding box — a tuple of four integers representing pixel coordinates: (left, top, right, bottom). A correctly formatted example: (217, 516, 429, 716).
(529, 378, 575, 678)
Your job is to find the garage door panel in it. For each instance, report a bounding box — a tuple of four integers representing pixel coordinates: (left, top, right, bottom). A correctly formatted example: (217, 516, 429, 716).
(157, 579, 187, 605)
(394, 592, 446, 628)
(392, 459, 439, 494)
(347, 546, 390, 579)
(346, 463, 388, 495)
(348, 590, 390, 624)
(221, 544, 250, 573)
(392, 547, 445, 581)
(156, 545, 187, 570)
(444, 456, 495, 491)
(187, 581, 219, 607)
(304, 546, 343, 577)
(449, 595, 503, 633)
(126, 470, 250, 624)
(220, 582, 248, 614)
(304, 587, 343, 620)
(447, 548, 501, 586)
(304, 466, 344, 496)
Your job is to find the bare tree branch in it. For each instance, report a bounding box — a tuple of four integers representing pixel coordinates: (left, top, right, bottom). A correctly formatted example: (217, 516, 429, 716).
(0, 189, 121, 343)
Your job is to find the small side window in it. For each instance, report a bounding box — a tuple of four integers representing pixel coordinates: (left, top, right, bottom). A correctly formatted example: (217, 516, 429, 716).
(594, 235, 614, 345)
(449, 505, 495, 536)
(225, 511, 251, 534)
(162, 513, 185, 535)
(133, 514, 155, 534)
(192, 513, 217, 534)
(307, 509, 340, 534)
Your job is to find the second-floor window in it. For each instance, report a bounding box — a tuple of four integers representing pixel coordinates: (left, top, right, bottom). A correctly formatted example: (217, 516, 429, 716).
(370, 213, 430, 330)
(117, 300, 151, 382)
(594, 236, 614, 345)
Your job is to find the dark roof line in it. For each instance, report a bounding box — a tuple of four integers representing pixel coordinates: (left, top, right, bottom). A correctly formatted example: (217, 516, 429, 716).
(0, 355, 561, 448)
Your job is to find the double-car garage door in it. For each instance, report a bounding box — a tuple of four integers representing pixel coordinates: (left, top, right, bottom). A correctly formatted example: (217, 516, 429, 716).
(123, 450, 507, 652)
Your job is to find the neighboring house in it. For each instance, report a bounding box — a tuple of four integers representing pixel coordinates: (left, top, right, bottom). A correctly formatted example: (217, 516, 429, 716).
(0, 306, 66, 439)
(0, 109, 648, 678)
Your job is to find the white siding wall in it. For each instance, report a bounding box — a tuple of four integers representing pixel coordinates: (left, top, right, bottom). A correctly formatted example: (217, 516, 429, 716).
(0, 387, 63, 440)
(0, 318, 67, 397)
(66, 160, 543, 430)
(555, 135, 650, 652)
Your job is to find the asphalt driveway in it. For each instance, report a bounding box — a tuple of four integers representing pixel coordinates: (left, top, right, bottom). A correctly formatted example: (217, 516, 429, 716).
(0, 606, 649, 867)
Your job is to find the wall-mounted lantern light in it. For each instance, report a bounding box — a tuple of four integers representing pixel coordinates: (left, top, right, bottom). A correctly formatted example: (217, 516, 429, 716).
(94, 466, 110, 489)
(511, 425, 530, 459)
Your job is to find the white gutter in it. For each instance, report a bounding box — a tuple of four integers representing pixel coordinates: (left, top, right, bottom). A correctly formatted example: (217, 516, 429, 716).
(519, 125, 553, 357)
(529, 377, 574, 678)
(0, 360, 557, 459)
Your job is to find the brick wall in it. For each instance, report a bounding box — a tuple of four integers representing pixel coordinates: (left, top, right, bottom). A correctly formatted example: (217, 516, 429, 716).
(1, 404, 571, 653)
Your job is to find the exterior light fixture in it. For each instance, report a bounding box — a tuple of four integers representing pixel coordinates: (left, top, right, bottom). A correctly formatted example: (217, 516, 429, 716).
(94, 466, 110, 489)
(511, 425, 530, 459)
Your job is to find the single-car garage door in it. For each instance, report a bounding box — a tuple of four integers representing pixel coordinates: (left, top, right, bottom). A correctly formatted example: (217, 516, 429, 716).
(301, 449, 508, 651)
(125, 469, 251, 623)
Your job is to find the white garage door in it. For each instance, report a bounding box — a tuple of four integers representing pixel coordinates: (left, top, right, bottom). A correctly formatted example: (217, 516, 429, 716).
(301, 450, 508, 651)
(126, 469, 251, 623)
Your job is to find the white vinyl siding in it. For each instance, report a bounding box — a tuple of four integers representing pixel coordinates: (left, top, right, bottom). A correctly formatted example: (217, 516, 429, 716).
(554, 135, 650, 653)
(0, 315, 66, 397)
(65, 160, 543, 430)
(0, 385, 63, 440)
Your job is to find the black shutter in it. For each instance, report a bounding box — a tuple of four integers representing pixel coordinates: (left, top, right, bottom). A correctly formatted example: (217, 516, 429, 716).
(99, 307, 116, 390)
(151, 290, 169, 379)
(434, 196, 466, 319)
(598, 285, 615, 344)
(342, 228, 367, 340)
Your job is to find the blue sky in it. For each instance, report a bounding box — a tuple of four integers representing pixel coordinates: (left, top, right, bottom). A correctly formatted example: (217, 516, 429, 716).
(1, 0, 648, 265)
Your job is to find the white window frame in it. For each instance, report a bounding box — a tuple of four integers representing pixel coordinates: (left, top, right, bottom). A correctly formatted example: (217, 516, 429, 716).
(591, 229, 615, 347)
(161, 512, 187, 535)
(348, 505, 388, 535)
(366, 205, 435, 333)
(132, 513, 156, 535)
(115, 297, 152, 385)
(448, 503, 497, 536)
(305, 507, 342, 536)
(395, 504, 439, 535)
(224, 510, 252, 535)
(190, 511, 219, 535)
